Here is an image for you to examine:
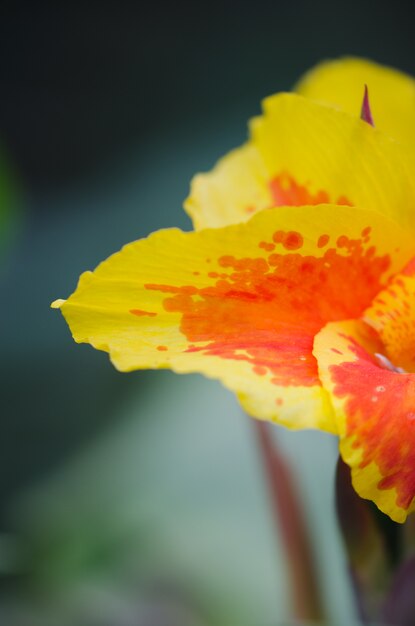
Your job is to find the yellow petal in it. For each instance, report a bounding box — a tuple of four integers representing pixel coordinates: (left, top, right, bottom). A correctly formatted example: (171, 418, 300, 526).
(185, 143, 272, 231)
(185, 94, 415, 233)
(296, 57, 415, 146)
(54, 205, 414, 433)
(314, 319, 415, 523)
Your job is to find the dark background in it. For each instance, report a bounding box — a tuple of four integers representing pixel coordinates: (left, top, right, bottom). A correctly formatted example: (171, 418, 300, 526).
(1, 2, 413, 624)
(1, 2, 413, 191)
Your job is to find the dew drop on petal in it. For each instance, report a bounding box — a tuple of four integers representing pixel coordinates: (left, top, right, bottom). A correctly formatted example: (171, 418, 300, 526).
(374, 352, 406, 373)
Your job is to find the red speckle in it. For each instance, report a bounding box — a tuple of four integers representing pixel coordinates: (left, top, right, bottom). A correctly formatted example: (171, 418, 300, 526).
(130, 309, 157, 317)
(318, 234, 330, 248)
(145, 232, 390, 388)
(253, 365, 267, 376)
(331, 348, 343, 355)
(157, 345, 168, 351)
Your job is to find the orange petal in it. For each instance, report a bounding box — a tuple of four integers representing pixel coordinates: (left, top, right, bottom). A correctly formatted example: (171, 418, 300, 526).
(314, 319, 415, 522)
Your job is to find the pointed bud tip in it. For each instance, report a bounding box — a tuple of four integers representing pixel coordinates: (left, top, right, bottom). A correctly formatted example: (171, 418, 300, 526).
(360, 84, 375, 127)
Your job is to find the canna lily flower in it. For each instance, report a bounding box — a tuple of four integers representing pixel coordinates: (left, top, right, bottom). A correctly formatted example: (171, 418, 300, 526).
(53, 58, 415, 523)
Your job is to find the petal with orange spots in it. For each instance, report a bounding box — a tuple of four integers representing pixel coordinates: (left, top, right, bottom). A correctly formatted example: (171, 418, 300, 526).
(296, 57, 415, 146)
(314, 319, 415, 523)
(365, 265, 415, 374)
(52, 205, 414, 433)
(185, 94, 415, 232)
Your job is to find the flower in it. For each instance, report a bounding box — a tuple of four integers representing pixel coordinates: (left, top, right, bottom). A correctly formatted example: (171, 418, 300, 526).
(53, 58, 415, 523)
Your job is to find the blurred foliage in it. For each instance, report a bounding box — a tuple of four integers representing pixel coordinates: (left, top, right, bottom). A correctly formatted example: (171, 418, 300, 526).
(0, 147, 21, 262)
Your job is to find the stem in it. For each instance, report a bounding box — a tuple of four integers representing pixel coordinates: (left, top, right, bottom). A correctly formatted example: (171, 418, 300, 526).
(335, 457, 395, 622)
(253, 419, 324, 622)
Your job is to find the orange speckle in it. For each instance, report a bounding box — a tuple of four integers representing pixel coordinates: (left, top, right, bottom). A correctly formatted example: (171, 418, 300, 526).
(245, 205, 255, 214)
(193, 271, 200, 276)
(318, 234, 330, 249)
(337, 195, 352, 206)
(361, 226, 372, 238)
(275, 398, 284, 406)
(269, 173, 329, 206)
(217, 255, 233, 267)
(367, 270, 415, 374)
(272, 231, 284, 244)
(259, 241, 275, 252)
(253, 365, 267, 376)
(130, 309, 157, 317)
(145, 284, 198, 296)
(403, 257, 415, 276)
(282, 231, 303, 251)
(157, 345, 168, 351)
(269, 172, 351, 208)
(267, 253, 280, 267)
(337, 235, 349, 248)
(273, 230, 303, 250)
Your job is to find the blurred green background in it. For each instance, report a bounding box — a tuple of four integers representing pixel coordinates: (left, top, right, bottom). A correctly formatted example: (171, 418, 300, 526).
(1, 2, 414, 624)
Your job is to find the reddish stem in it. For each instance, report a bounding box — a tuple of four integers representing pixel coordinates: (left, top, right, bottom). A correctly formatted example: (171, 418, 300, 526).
(253, 419, 324, 621)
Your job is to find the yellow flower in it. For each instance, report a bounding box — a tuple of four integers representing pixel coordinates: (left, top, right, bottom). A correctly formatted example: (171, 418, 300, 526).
(53, 58, 415, 523)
